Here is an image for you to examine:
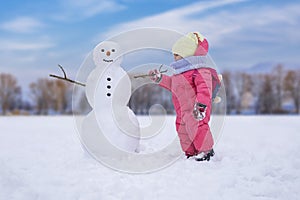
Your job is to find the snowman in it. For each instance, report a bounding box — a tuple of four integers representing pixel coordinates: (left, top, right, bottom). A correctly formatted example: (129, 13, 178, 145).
(84, 41, 140, 154)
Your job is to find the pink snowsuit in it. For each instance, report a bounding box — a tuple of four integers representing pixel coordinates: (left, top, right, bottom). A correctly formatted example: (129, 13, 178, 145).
(159, 62, 220, 156)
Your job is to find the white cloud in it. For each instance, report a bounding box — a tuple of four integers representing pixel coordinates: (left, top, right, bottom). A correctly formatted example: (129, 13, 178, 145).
(97, 0, 245, 40)
(97, 1, 300, 69)
(55, 0, 126, 21)
(101, 0, 300, 44)
(0, 40, 55, 51)
(1, 17, 44, 33)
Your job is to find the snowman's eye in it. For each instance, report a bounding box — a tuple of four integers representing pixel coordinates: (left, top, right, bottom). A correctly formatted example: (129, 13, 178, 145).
(101, 49, 105, 52)
(111, 49, 115, 52)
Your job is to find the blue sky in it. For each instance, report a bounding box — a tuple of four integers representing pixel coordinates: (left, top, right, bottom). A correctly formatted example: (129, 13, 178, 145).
(0, 0, 299, 89)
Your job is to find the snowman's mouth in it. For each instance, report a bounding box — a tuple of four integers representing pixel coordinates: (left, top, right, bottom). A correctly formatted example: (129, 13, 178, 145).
(103, 59, 113, 63)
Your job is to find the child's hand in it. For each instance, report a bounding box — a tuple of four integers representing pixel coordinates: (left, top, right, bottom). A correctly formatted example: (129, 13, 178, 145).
(193, 102, 207, 121)
(148, 69, 162, 83)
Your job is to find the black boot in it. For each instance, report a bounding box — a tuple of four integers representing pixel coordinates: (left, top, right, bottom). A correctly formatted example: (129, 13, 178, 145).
(195, 149, 215, 162)
(186, 154, 194, 159)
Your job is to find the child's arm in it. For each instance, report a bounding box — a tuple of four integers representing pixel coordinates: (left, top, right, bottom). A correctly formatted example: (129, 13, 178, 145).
(194, 69, 212, 106)
(158, 75, 172, 91)
(148, 70, 172, 91)
(193, 69, 213, 121)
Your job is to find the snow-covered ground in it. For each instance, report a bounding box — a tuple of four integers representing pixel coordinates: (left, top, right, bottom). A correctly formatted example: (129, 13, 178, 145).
(0, 116, 299, 200)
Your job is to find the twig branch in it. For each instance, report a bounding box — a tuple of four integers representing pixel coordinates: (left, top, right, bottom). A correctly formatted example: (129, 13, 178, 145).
(49, 65, 86, 87)
(134, 64, 168, 79)
(58, 64, 67, 79)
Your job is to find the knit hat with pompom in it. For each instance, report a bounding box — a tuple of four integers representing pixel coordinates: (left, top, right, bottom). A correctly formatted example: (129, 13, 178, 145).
(172, 32, 209, 58)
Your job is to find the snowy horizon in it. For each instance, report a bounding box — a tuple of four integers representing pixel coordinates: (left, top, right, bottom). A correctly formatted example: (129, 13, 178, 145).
(4, 59, 300, 102)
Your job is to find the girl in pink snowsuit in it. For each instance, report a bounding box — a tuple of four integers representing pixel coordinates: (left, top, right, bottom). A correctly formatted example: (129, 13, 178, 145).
(149, 32, 220, 161)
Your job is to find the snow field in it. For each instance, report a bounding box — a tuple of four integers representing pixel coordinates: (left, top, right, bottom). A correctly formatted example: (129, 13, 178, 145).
(0, 116, 299, 200)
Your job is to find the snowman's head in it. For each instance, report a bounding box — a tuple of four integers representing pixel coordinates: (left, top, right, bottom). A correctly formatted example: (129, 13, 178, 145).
(93, 41, 121, 67)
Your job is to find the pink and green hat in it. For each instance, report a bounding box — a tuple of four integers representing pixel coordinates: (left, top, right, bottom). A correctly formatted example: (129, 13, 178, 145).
(172, 32, 209, 58)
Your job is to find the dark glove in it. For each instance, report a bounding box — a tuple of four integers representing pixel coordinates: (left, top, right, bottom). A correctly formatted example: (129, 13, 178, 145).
(193, 102, 207, 121)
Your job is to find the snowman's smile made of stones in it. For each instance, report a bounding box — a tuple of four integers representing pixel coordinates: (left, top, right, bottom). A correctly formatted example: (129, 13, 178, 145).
(102, 48, 115, 63)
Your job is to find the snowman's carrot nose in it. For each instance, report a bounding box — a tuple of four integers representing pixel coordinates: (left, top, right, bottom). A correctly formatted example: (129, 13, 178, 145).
(106, 51, 111, 56)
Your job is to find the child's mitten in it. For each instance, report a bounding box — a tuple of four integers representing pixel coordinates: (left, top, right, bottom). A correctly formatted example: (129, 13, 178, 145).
(193, 102, 207, 121)
(148, 69, 162, 83)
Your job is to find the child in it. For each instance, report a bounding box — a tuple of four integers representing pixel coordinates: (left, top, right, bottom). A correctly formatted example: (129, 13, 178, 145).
(149, 32, 221, 161)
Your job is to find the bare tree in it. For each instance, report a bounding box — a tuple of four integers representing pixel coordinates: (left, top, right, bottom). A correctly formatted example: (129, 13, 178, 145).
(222, 71, 235, 114)
(30, 79, 51, 115)
(129, 74, 174, 115)
(284, 70, 300, 113)
(52, 80, 72, 113)
(272, 64, 285, 112)
(257, 74, 275, 114)
(30, 78, 72, 115)
(0, 73, 21, 115)
(295, 71, 300, 114)
(234, 72, 253, 114)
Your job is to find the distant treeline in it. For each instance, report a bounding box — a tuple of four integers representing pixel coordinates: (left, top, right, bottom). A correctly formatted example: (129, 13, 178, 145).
(222, 65, 300, 114)
(0, 64, 299, 115)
